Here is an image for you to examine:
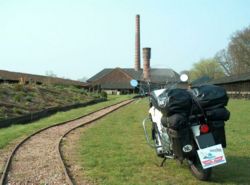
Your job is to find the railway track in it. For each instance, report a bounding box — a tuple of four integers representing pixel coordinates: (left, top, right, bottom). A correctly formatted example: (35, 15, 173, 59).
(0, 99, 134, 185)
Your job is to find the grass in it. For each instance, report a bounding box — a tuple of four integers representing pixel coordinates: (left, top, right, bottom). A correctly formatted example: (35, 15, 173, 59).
(0, 95, 132, 149)
(77, 98, 250, 185)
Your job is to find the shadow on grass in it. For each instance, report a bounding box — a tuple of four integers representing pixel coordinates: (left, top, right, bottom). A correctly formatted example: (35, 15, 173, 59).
(211, 155, 250, 184)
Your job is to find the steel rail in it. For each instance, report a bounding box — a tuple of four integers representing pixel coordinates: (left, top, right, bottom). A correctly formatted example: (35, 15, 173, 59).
(0, 99, 134, 185)
(58, 99, 134, 185)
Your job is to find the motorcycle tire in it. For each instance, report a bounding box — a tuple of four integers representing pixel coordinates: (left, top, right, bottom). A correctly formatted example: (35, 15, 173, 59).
(152, 124, 165, 158)
(189, 156, 212, 181)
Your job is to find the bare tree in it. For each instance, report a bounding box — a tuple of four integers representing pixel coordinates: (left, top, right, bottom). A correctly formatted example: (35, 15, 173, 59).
(215, 49, 234, 76)
(228, 26, 250, 74)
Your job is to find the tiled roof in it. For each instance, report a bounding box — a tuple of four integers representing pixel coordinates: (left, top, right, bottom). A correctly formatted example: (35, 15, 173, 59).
(150, 68, 179, 83)
(122, 68, 143, 80)
(87, 69, 113, 82)
(191, 72, 250, 86)
(211, 72, 250, 84)
(87, 68, 179, 83)
(0, 69, 85, 86)
(192, 73, 250, 86)
(191, 76, 212, 86)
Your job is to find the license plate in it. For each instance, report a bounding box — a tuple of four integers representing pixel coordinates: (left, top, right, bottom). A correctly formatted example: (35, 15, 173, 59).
(197, 144, 226, 169)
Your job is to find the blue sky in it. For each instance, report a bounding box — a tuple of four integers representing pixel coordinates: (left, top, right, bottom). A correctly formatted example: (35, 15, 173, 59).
(0, 0, 250, 80)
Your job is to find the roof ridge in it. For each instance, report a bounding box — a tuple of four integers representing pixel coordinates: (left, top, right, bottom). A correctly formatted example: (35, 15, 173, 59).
(114, 68, 134, 79)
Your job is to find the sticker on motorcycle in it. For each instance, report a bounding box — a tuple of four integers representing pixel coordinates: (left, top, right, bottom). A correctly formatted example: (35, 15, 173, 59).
(182, 145, 193, 153)
(197, 144, 226, 169)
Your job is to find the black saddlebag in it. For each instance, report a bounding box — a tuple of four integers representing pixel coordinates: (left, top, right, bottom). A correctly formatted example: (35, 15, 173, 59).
(206, 107, 230, 121)
(167, 128, 193, 160)
(163, 113, 188, 130)
(191, 85, 229, 110)
(210, 121, 227, 148)
(150, 88, 192, 116)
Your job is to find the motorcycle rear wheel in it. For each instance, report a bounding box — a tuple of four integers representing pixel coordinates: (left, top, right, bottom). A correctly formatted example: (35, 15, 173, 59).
(189, 157, 212, 181)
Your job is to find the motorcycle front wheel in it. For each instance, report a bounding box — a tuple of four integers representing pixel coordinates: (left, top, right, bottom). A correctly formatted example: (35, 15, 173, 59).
(188, 156, 212, 181)
(152, 123, 165, 158)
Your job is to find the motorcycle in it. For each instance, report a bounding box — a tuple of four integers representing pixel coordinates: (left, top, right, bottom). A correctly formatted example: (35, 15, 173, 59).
(131, 74, 230, 181)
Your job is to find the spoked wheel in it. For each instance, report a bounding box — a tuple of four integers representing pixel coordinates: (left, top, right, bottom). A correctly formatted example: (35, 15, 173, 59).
(188, 155, 212, 181)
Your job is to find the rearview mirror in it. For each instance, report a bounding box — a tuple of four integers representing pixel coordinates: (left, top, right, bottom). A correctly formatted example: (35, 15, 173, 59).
(130, 79, 138, 87)
(180, 74, 188, 82)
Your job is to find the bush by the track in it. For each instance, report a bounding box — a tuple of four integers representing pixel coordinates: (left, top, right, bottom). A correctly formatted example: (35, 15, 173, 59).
(0, 98, 106, 128)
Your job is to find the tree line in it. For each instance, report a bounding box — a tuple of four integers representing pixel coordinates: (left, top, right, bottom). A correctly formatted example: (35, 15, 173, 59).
(189, 25, 250, 81)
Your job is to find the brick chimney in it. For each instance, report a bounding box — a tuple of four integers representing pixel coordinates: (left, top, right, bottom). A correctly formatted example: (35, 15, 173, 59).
(143, 47, 151, 81)
(134, 14, 141, 71)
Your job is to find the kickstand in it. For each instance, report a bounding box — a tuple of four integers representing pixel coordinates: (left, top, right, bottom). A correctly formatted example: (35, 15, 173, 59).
(160, 158, 167, 167)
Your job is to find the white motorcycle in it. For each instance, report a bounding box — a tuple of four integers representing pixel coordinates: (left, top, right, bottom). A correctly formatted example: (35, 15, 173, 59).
(132, 75, 230, 181)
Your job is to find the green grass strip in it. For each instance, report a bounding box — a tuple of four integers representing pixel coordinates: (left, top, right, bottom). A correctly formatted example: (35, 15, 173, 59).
(78, 99, 250, 185)
(0, 95, 132, 149)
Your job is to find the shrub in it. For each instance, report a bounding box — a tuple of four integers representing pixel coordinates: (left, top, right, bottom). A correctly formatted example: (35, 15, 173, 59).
(14, 84, 24, 91)
(14, 94, 22, 102)
(25, 95, 33, 102)
(80, 89, 88, 95)
(12, 107, 23, 114)
(100, 91, 107, 99)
